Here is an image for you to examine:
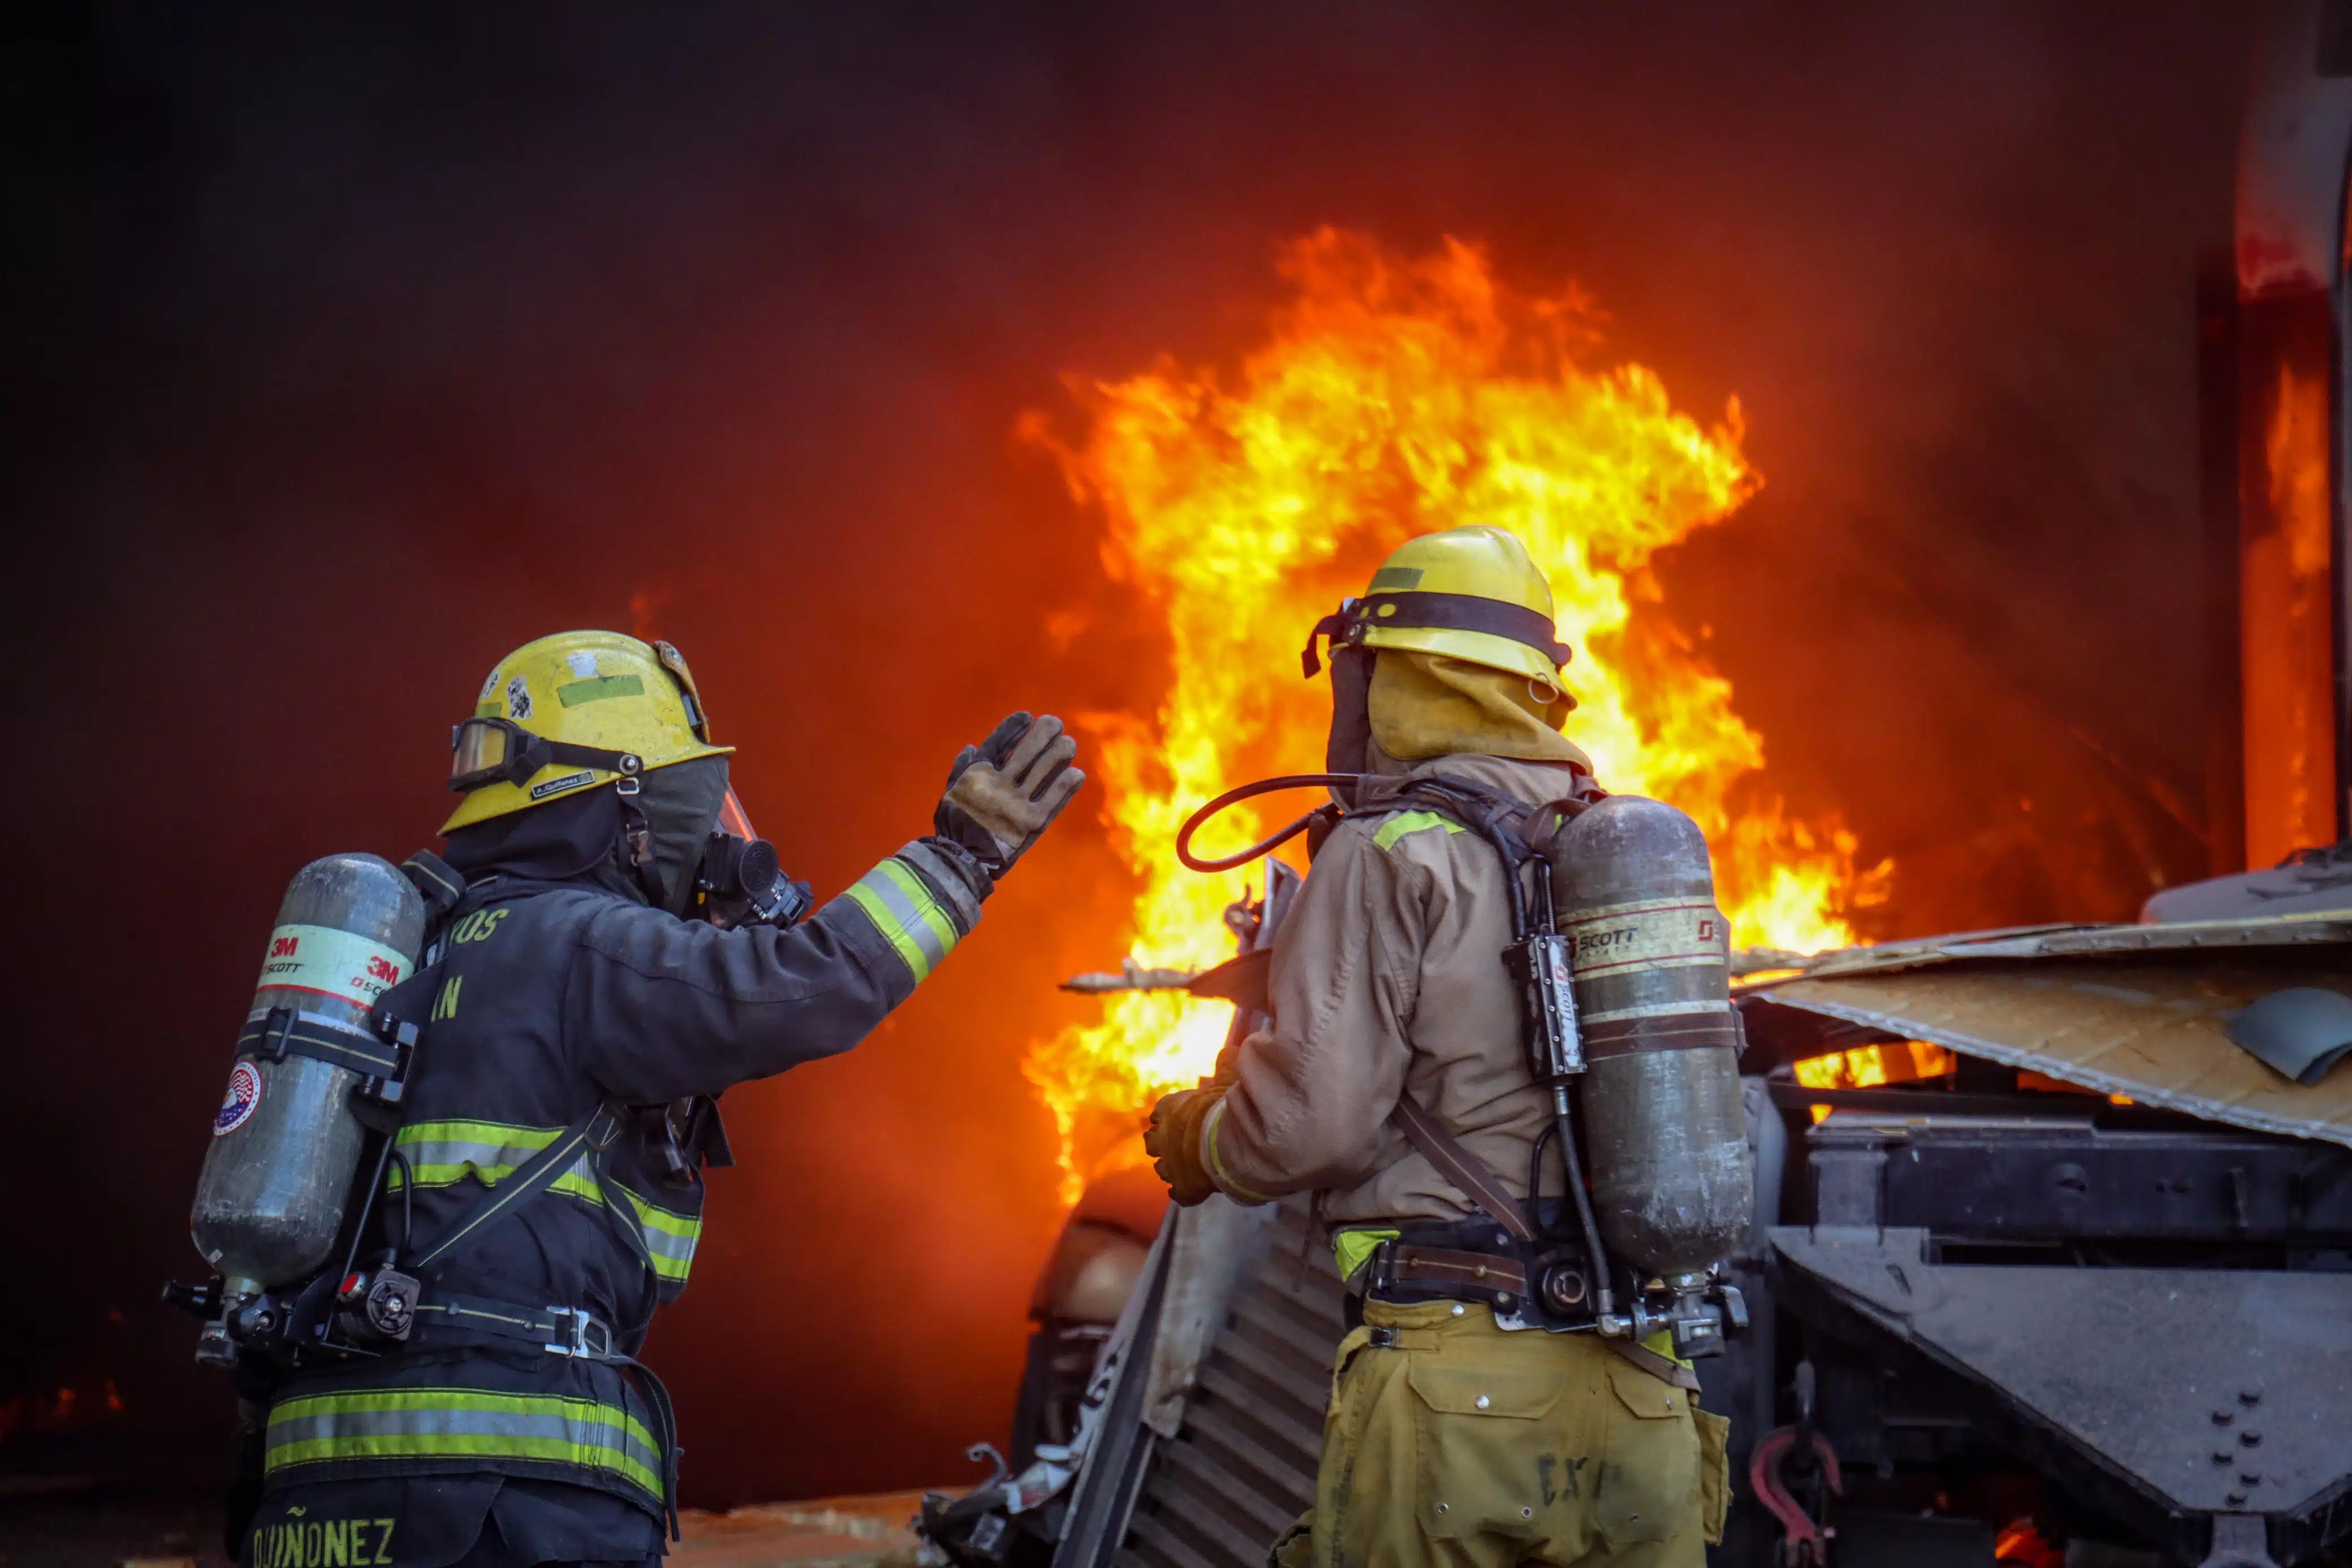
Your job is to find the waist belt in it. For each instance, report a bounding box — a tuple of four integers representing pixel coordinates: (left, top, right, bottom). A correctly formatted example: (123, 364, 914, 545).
(410, 1289, 680, 1537)
(1360, 1223, 1598, 1332)
(412, 1291, 621, 1360)
(1360, 1240, 1700, 1390)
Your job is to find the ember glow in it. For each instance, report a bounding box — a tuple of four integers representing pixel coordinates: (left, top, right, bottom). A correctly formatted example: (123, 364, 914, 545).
(1026, 230, 1889, 1196)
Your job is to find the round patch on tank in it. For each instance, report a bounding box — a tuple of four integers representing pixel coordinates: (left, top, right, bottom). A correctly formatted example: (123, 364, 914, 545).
(214, 1060, 263, 1137)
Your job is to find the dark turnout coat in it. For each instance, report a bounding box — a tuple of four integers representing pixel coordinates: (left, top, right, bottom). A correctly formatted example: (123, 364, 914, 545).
(244, 834, 986, 1566)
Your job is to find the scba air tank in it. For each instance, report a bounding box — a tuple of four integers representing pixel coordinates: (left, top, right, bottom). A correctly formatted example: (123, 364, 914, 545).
(190, 855, 425, 1303)
(1549, 796, 1753, 1284)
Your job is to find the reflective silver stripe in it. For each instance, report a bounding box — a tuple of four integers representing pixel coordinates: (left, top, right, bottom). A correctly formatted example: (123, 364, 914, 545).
(895, 838, 983, 929)
(625, 1193, 700, 1281)
(845, 859, 957, 981)
(392, 1123, 558, 1186)
(265, 1392, 660, 1495)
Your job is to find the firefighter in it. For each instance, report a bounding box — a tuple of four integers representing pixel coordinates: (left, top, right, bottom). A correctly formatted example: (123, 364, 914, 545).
(1144, 528, 1730, 1568)
(236, 630, 1083, 1568)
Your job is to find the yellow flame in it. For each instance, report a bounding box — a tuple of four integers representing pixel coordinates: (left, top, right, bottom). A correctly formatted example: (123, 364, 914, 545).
(1792, 1041, 1955, 1091)
(1024, 229, 1890, 1198)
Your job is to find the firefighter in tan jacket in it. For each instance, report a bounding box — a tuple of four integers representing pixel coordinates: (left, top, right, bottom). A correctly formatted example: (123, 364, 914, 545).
(1146, 527, 1730, 1568)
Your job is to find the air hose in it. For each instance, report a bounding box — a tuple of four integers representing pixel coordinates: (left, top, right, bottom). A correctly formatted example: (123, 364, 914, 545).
(1174, 773, 1363, 872)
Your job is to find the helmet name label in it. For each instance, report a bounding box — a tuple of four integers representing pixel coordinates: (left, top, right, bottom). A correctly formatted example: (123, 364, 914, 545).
(215, 1060, 263, 1137)
(529, 769, 594, 800)
(256, 924, 409, 1009)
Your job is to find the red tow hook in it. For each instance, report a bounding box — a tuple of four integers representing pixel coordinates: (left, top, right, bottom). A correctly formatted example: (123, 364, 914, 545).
(1749, 1424, 1843, 1566)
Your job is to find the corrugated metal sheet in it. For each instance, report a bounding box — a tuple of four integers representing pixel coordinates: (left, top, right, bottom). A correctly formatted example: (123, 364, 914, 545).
(1115, 1199, 1338, 1568)
(1761, 950, 2352, 1149)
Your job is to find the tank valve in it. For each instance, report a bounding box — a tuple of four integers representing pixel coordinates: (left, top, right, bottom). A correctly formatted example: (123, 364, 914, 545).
(194, 1320, 237, 1369)
(1597, 1271, 1746, 1357)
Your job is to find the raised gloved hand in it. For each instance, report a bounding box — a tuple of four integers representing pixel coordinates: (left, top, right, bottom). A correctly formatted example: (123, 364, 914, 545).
(1144, 1086, 1224, 1207)
(935, 712, 1085, 876)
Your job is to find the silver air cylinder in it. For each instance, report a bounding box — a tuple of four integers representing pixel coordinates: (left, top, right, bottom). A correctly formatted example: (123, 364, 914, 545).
(190, 855, 425, 1305)
(1549, 796, 1752, 1283)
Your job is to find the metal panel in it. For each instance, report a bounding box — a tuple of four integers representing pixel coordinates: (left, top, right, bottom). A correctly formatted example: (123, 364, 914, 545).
(1144, 1197, 1281, 1437)
(1115, 1199, 1341, 1568)
(1809, 1115, 2352, 1241)
(1758, 951, 2352, 1149)
(1772, 1226, 2352, 1521)
(1768, 914, 2352, 981)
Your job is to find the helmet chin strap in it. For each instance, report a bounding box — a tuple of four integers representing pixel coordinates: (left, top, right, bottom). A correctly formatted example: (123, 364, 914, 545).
(615, 786, 667, 906)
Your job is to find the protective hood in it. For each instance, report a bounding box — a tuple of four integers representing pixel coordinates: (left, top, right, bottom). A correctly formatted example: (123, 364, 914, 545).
(1366, 649, 1589, 767)
(442, 752, 732, 912)
(443, 785, 630, 887)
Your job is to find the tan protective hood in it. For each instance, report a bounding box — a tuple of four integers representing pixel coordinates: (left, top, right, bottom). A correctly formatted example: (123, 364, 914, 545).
(1367, 650, 1589, 768)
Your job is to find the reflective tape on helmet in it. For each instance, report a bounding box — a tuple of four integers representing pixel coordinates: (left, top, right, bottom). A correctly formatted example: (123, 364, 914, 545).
(263, 1386, 663, 1499)
(845, 858, 959, 982)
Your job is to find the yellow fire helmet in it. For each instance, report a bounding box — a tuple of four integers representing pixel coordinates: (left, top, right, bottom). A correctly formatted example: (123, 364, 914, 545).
(440, 630, 735, 834)
(1302, 525, 1572, 685)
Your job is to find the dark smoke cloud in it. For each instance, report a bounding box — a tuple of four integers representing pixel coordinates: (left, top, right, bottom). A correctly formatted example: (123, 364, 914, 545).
(3, 1, 2253, 1504)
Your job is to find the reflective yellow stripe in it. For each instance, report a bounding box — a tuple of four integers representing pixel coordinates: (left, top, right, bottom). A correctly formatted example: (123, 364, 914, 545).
(264, 1386, 660, 1498)
(386, 1121, 561, 1190)
(1203, 1099, 1274, 1204)
(845, 857, 958, 982)
(1372, 809, 1466, 852)
(386, 1121, 698, 1285)
(877, 859, 960, 959)
(1333, 1228, 1400, 1280)
(622, 1190, 701, 1283)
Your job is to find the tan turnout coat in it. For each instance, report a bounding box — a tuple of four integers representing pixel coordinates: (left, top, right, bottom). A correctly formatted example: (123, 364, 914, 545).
(1202, 750, 1590, 1227)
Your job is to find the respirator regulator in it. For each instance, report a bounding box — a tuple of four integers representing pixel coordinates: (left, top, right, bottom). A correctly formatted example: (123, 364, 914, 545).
(694, 787, 812, 930)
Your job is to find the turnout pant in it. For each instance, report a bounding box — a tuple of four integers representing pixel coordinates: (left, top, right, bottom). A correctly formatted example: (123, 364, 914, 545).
(1278, 1298, 1730, 1568)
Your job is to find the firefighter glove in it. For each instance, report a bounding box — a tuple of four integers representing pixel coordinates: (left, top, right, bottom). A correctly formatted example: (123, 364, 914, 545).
(935, 711, 1085, 876)
(1145, 1086, 1224, 1207)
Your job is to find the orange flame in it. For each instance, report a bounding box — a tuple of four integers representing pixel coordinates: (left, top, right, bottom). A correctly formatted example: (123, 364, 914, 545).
(1792, 1041, 1955, 1091)
(1026, 230, 1888, 1197)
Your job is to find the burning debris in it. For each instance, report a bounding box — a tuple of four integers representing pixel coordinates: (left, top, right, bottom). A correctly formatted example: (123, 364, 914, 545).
(1019, 229, 1890, 1194)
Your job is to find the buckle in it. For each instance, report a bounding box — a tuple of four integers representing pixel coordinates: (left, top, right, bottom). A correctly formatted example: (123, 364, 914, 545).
(543, 1306, 613, 1359)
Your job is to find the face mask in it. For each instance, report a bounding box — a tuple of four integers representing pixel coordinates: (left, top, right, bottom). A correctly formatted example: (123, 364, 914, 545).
(692, 787, 812, 930)
(629, 755, 735, 915)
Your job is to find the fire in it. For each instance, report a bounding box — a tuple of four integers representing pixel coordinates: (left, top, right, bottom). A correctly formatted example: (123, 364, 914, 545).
(1024, 229, 1887, 1196)
(1793, 1041, 1955, 1091)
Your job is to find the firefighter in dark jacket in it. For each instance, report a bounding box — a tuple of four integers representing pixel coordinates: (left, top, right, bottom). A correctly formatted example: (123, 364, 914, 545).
(238, 630, 1084, 1568)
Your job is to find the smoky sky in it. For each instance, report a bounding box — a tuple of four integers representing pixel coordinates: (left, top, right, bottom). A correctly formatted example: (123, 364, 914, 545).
(5, 2, 2254, 1506)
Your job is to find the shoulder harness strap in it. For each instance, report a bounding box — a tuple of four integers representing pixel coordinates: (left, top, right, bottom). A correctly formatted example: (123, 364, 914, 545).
(1387, 1091, 1538, 1244)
